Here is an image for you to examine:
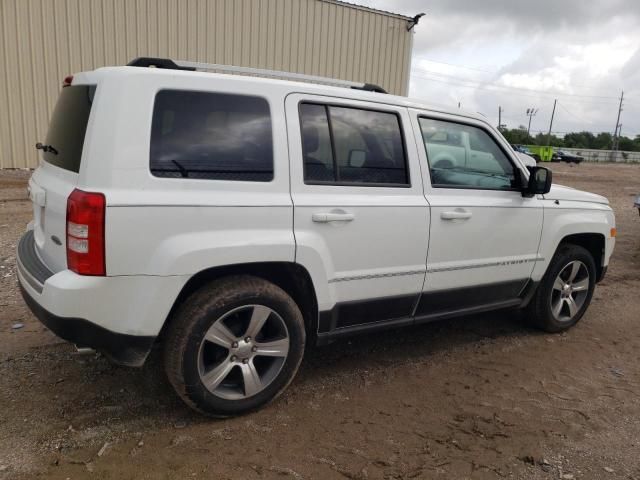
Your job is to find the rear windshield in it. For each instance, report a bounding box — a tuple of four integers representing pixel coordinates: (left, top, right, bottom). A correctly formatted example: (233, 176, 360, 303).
(43, 85, 96, 173)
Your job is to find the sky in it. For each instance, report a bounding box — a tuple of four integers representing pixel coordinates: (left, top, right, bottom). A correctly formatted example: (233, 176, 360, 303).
(359, 0, 640, 137)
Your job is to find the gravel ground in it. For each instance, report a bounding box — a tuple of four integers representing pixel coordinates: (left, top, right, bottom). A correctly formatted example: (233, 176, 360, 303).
(0, 162, 639, 480)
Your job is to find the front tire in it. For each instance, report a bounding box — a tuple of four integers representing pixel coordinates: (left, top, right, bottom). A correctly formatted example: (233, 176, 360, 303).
(526, 244, 596, 332)
(164, 275, 306, 417)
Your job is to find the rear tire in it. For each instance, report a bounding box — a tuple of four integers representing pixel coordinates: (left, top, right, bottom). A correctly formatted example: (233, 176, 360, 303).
(164, 275, 306, 417)
(526, 244, 596, 332)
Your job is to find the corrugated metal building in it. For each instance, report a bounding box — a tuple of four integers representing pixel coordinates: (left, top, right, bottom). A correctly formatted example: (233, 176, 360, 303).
(0, 0, 415, 169)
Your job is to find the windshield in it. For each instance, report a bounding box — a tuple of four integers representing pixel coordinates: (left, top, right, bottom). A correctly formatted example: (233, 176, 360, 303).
(42, 85, 96, 173)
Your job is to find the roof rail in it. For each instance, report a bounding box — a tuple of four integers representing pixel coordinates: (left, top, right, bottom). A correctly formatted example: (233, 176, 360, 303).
(127, 57, 387, 93)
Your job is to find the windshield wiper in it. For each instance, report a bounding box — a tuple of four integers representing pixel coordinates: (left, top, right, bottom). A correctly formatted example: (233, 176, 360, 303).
(171, 160, 189, 178)
(35, 142, 58, 155)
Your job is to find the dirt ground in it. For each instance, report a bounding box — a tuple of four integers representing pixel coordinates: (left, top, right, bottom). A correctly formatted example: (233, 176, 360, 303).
(1, 162, 639, 480)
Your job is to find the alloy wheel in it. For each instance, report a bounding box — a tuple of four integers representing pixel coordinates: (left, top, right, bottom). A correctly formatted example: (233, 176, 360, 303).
(197, 305, 290, 400)
(550, 260, 590, 322)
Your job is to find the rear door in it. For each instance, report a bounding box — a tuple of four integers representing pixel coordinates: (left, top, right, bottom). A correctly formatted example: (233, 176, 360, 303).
(286, 94, 430, 332)
(29, 84, 96, 272)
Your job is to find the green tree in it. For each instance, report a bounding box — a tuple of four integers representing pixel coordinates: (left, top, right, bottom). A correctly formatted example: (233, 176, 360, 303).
(593, 132, 613, 150)
(563, 131, 596, 149)
(500, 127, 535, 145)
(618, 136, 638, 152)
(533, 132, 563, 147)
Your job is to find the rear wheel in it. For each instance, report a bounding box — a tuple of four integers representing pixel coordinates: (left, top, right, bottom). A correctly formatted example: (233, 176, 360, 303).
(526, 244, 596, 332)
(164, 275, 306, 417)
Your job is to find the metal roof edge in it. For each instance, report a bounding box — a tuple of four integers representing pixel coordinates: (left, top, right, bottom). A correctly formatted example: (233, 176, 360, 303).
(318, 0, 413, 21)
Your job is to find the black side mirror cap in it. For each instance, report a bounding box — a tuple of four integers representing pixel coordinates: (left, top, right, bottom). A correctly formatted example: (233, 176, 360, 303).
(523, 166, 552, 197)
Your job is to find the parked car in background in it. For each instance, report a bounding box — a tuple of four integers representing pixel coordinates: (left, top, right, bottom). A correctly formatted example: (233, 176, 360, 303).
(512, 144, 541, 162)
(17, 57, 616, 417)
(552, 150, 584, 164)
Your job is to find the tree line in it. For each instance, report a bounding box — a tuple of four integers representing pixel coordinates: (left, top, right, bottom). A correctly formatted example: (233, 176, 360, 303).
(499, 126, 640, 152)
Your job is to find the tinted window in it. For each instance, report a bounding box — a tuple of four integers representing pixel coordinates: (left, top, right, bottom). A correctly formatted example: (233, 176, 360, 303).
(419, 118, 518, 190)
(150, 90, 273, 181)
(300, 104, 335, 182)
(43, 85, 96, 173)
(300, 103, 408, 186)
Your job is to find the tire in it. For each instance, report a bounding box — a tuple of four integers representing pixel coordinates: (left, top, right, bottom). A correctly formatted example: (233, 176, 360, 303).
(526, 244, 596, 333)
(164, 275, 306, 417)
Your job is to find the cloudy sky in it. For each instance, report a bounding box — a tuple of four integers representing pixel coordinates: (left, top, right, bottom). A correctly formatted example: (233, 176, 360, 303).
(360, 0, 640, 137)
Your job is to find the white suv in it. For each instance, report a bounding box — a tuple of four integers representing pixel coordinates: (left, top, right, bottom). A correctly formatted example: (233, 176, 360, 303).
(17, 58, 616, 416)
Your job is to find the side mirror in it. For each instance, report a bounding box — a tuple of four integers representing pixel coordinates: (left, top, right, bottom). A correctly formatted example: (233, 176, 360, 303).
(348, 149, 366, 168)
(524, 166, 552, 196)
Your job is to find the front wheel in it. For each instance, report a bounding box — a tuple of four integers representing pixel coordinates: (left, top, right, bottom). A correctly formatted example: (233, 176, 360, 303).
(526, 244, 596, 332)
(164, 276, 306, 417)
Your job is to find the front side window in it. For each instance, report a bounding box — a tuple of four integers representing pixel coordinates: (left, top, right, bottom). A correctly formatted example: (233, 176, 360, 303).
(300, 103, 408, 186)
(419, 118, 519, 190)
(150, 90, 273, 181)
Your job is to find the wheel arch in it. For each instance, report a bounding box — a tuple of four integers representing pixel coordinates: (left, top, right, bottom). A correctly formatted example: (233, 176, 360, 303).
(158, 262, 319, 344)
(558, 232, 606, 282)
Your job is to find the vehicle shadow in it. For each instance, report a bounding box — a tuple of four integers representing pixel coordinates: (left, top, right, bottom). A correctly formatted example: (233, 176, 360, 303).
(3, 308, 543, 429)
(300, 308, 541, 380)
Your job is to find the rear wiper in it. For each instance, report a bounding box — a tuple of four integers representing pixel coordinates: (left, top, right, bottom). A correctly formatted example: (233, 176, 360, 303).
(35, 142, 58, 155)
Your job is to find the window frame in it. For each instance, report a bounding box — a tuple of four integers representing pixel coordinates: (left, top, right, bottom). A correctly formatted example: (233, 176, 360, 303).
(418, 115, 525, 192)
(298, 100, 411, 188)
(149, 88, 275, 182)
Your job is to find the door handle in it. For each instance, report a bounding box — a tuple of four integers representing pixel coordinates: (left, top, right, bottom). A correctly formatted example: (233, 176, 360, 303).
(441, 209, 472, 220)
(312, 212, 355, 223)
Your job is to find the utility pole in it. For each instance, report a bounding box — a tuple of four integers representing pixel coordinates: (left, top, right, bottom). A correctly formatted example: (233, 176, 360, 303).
(526, 108, 538, 136)
(498, 106, 502, 131)
(546, 99, 557, 146)
(612, 90, 624, 154)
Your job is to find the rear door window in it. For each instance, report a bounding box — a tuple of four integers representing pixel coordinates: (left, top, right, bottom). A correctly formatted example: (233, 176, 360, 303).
(150, 90, 273, 181)
(43, 85, 96, 173)
(300, 103, 408, 186)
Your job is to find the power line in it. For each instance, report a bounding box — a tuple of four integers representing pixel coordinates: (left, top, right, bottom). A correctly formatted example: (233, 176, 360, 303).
(411, 67, 621, 100)
(556, 102, 590, 123)
(413, 57, 498, 74)
(413, 57, 630, 95)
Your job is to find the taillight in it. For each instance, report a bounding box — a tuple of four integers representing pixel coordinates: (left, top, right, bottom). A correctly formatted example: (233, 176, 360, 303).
(66, 189, 106, 276)
(63, 75, 73, 87)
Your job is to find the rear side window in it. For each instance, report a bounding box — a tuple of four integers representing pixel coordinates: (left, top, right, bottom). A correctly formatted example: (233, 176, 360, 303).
(43, 85, 96, 173)
(300, 103, 408, 186)
(150, 90, 273, 181)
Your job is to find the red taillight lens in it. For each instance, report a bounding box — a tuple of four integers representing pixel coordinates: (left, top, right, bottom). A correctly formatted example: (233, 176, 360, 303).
(63, 75, 73, 87)
(66, 189, 106, 276)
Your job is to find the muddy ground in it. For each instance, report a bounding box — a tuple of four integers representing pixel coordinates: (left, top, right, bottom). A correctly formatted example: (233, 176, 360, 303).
(1, 162, 639, 480)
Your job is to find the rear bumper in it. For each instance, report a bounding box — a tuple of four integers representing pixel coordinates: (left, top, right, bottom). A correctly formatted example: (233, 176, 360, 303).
(16, 230, 189, 366)
(19, 283, 154, 366)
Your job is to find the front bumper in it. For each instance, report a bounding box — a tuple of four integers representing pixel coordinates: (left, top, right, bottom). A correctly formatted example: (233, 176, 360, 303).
(16, 230, 187, 366)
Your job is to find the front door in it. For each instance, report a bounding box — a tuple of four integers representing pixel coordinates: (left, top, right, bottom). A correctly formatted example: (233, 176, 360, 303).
(412, 112, 544, 316)
(286, 94, 430, 332)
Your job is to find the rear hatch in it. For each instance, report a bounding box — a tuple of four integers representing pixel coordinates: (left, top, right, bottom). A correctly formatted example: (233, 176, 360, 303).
(29, 84, 96, 273)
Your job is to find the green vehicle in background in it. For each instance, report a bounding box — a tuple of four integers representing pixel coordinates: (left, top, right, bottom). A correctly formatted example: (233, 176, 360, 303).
(512, 144, 555, 163)
(525, 145, 555, 162)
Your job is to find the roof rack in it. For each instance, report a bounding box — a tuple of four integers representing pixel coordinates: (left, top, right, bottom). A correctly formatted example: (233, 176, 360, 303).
(127, 57, 387, 93)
